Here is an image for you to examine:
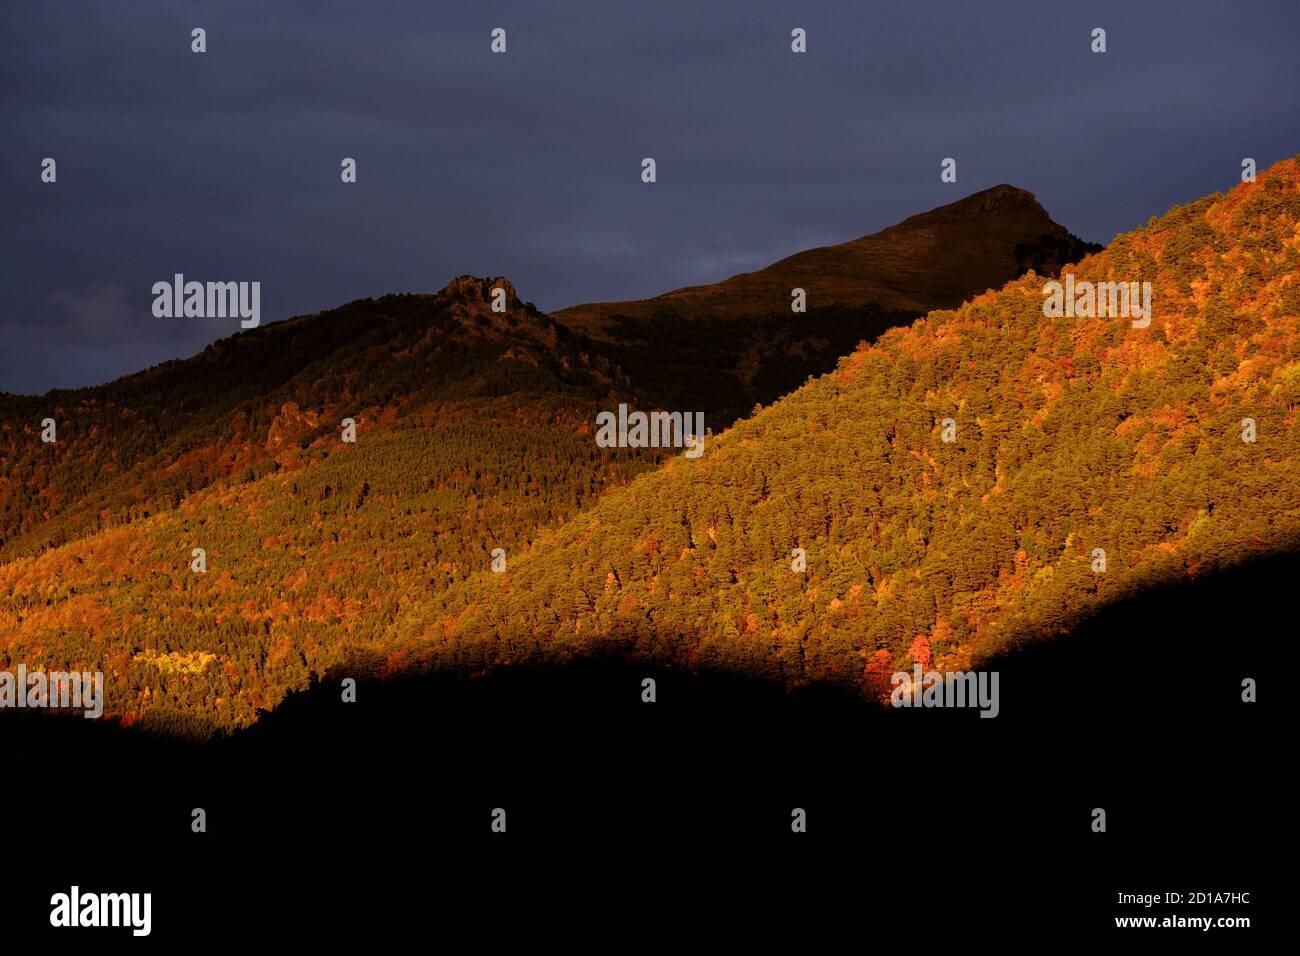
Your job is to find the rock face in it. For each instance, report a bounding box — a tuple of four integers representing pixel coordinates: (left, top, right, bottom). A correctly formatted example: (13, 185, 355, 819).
(265, 402, 321, 467)
(0, 274, 621, 560)
(437, 275, 517, 311)
(553, 184, 1101, 337)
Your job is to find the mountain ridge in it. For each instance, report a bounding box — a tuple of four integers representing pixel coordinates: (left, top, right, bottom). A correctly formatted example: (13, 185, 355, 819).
(554, 183, 1100, 336)
(1, 187, 1098, 558)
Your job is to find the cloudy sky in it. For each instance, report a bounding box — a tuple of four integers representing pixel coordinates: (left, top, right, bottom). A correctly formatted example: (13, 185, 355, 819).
(2, 0, 1297, 394)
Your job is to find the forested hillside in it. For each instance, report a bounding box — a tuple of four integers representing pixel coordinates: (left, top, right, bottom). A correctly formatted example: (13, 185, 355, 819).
(0, 277, 631, 559)
(388, 157, 1300, 697)
(0, 277, 679, 735)
(3, 186, 1100, 736)
(0, 421, 663, 735)
(8, 162, 1294, 739)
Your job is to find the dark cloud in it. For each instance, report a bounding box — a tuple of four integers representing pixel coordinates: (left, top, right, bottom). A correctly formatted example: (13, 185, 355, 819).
(2, 0, 1297, 393)
(50, 283, 136, 341)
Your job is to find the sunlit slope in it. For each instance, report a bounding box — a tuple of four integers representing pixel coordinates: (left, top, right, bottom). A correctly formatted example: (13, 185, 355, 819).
(401, 158, 1300, 694)
(0, 418, 666, 734)
(0, 277, 668, 735)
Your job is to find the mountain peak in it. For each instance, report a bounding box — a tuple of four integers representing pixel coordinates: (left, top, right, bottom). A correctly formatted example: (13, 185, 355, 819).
(974, 182, 1039, 202)
(896, 183, 1049, 227)
(436, 275, 520, 308)
(556, 185, 1097, 334)
(960, 182, 1043, 210)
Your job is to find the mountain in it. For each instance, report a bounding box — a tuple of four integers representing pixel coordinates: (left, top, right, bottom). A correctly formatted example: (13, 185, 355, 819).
(553, 185, 1100, 424)
(0, 183, 1128, 737)
(383, 156, 1300, 698)
(0, 277, 683, 735)
(0, 277, 640, 560)
(0, 186, 1089, 561)
(555, 184, 1099, 335)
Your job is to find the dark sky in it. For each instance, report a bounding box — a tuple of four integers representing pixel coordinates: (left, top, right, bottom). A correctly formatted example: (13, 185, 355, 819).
(2, 0, 1297, 395)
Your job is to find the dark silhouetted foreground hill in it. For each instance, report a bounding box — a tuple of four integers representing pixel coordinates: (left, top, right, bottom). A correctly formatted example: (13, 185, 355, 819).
(7, 548, 1272, 943)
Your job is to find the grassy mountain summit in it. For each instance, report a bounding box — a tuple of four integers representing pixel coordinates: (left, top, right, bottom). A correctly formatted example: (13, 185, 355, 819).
(555, 184, 1100, 336)
(388, 157, 1300, 696)
(554, 185, 1101, 426)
